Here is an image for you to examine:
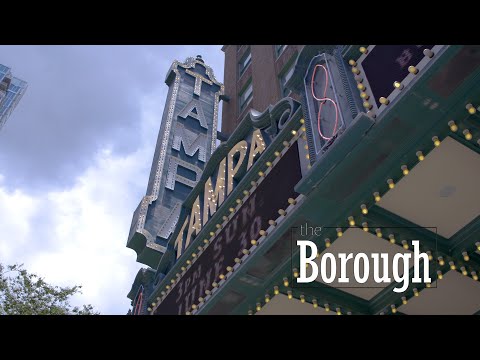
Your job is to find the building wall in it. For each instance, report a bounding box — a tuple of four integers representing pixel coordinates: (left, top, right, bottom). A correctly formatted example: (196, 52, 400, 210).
(221, 45, 304, 135)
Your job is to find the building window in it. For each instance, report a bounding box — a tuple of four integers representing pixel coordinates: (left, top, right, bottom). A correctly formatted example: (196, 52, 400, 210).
(279, 62, 295, 97)
(239, 80, 253, 112)
(238, 48, 252, 77)
(276, 45, 287, 58)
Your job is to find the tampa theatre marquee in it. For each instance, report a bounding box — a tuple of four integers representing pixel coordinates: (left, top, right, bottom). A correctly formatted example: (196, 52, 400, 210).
(128, 46, 480, 315)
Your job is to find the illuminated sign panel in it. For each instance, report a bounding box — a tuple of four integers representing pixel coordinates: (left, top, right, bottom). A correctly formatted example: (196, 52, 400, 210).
(304, 52, 353, 156)
(360, 45, 434, 107)
(154, 144, 302, 315)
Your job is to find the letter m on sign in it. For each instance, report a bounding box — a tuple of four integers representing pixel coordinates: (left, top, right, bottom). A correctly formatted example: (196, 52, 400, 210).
(172, 122, 207, 162)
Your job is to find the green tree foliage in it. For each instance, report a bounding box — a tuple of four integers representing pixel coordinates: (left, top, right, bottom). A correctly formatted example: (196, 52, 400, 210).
(0, 263, 98, 315)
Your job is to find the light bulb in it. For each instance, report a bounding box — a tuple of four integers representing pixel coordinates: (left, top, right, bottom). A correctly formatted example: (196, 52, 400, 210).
(423, 49, 434, 58)
(256, 303, 261, 311)
(408, 65, 418, 74)
(466, 103, 476, 114)
(462, 251, 470, 261)
(348, 216, 355, 226)
(274, 286, 279, 295)
(362, 222, 369, 232)
(389, 234, 395, 244)
(437, 270, 443, 280)
(376, 228, 383, 238)
(461, 266, 468, 276)
(361, 204, 368, 214)
(265, 294, 270, 303)
(335, 307, 342, 315)
(472, 271, 479, 281)
(416, 151, 425, 161)
(312, 299, 318, 308)
(349, 59, 356, 66)
(336, 228, 343, 237)
(401, 165, 409, 175)
(357, 83, 366, 91)
(401, 296, 408, 305)
(438, 257, 445, 266)
(360, 92, 369, 99)
(363, 101, 372, 109)
(448, 120, 458, 132)
(387, 179, 395, 189)
(427, 251, 433, 261)
(379, 97, 390, 105)
(287, 291, 292, 299)
(359, 46, 368, 54)
(324, 304, 330, 312)
(373, 192, 381, 202)
(352, 67, 360, 74)
(391, 305, 397, 314)
(300, 295, 305, 303)
(293, 268, 299, 278)
(393, 81, 404, 90)
(413, 288, 419, 297)
(449, 261, 456, 270)
(325, 238, 331, 248)
(432, 136, 440, 147)
(463, 129, 472, 140)
(402, 240, 409, 250)
(283, 277, 289, 287)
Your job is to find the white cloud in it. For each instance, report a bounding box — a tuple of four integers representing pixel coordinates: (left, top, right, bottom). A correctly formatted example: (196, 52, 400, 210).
(0, 88, 165, 314)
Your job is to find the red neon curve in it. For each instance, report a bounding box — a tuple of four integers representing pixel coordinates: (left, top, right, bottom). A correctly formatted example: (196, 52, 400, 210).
(134, 291, 143, 315)
(310, 64, 339, 140)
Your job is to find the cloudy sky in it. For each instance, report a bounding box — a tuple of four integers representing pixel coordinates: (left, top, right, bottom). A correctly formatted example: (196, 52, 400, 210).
(0, 45, 224, 314)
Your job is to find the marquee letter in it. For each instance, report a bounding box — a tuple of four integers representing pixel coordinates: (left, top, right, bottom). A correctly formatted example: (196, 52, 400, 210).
(172, 122, 207, 162)
(227, 140, 248, 195)
(178, 99, 208, 129)
(165, 157, 202, 190)
(297, 240, 318, 283)
(174, 216, 189, 259)
(247, 129, 266, 170)
(185, 196, 202, 249)
(203, 158, 226, 225)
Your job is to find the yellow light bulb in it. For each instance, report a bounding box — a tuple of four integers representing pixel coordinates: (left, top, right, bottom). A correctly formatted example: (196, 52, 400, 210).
(413, 288, 419, 297)
(361, 204, 368, 215)
(408, 66, 418, 74)
(427, 251, 433, 261)
(293, 268, 299, 278)
(336, 228, 343, 237)
(349, 59, 356, 66)
(313, 299, 318, 308)
(416, 151, 425, 161)
(357, 83, 366, 91)
(373, 192, 381, 202)
(391, 305, 397, 314)
(393, 81, 403, 89)
(448, 120, 458, 132)
(324, 304, 330, 312)
(336, 308, 342, 315)
(283, 277, 289, 287)
(438, 257, 445, 266)
(449, 261, 456, 270)
(466, 103, 477, 114)
(379, 97, 390, 105)
(437, 270, 443, 280)
(461, 267, 468, 276)
(265, 294, 270, 303)
(401, 296, 407, 305)
(362, 222, 368, 232)
(287, 291, 293, 299)
(256, 303, 261, 311)
(300, 295, 305, 303)
(325, 238, 331, 248)
(462, 252, 470, 261)
(432, 136, 440, 147)
(376, 228, 382, 238)
(401, 165, 409, 175)
(348, 216, 355, 226)
(360, 92, 369, 99)
(472, 272, 479, 281)
(387, 179, 395, 189)
(463, 129, 472, 140)
(300, 118, 305, 124)
(359, 46, 368, 54)
(389, 234, 395, 244)
(352, 67, 360, 74)
(476, 242, 480, 251)
(402, 240, 409, 250)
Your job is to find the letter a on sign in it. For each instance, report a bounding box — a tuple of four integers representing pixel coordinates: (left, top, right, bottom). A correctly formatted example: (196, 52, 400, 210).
(178, 99, 208, 129)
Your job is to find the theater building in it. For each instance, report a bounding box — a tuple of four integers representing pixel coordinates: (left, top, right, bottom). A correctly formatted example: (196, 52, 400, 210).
(127, 45, 480, 315)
